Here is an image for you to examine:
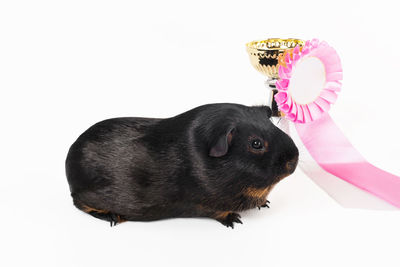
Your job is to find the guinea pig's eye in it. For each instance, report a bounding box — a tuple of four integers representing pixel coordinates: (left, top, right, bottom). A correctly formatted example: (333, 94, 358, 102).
(251, 139, 263, 150)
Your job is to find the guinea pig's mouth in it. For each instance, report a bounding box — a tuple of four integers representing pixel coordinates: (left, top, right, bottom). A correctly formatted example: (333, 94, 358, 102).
(274, 173, 291, 184)
(274, 157, 299, 182)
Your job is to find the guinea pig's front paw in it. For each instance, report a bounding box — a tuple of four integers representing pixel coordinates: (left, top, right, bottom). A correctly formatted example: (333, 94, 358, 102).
(258, 200, 270, 210)
(214, 212, 243, 229)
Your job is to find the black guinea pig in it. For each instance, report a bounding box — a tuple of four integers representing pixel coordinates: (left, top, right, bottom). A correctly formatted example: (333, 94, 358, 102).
(65, 103, 298, 228)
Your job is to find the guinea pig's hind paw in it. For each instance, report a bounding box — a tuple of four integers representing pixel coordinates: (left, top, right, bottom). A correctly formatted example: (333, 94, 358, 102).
(108, 213, 126, 227)
(216, 212, 243, 229)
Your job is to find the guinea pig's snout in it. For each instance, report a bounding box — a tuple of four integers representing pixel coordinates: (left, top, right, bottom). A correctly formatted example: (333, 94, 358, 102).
(285, 138, 299, 174)
(274, 131, 299, 177)
(286, 156, 298, 174)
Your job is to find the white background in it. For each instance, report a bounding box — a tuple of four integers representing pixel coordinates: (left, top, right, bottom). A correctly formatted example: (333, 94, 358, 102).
(1, 0, 400, 266)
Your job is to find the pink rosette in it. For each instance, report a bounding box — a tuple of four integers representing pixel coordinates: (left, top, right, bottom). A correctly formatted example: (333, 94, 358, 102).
(274, 39, 343, 123)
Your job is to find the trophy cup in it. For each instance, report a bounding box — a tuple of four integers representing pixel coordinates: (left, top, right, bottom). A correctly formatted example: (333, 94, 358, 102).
(246, 38, 305, 117)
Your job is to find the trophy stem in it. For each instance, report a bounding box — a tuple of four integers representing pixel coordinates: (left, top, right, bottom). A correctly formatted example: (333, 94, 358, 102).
(265, 78, 281, 117)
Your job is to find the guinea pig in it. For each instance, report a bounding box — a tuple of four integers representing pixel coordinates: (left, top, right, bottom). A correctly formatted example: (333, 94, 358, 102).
(65, 103, 298, 228)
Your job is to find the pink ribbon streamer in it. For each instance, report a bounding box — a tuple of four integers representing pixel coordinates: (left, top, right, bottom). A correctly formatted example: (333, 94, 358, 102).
(295, 113, 400, 208)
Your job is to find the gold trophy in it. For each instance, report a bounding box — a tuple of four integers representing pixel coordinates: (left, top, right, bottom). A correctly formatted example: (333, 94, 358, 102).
(246, 38, 305, 117)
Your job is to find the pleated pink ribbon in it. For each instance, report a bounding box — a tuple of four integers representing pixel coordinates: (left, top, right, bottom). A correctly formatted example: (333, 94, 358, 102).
(275, 39, 400, 208)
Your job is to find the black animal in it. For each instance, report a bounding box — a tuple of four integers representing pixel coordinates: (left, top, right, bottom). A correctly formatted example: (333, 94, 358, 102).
(65, 103, 298, 228)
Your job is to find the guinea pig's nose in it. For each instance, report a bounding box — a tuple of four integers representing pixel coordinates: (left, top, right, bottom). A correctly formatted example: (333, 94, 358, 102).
(286, 156, 298, 174)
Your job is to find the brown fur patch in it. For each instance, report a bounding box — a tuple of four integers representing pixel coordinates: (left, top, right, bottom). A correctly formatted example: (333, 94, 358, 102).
(116, 215, 126, 223)
(81, 204, 108, 214)
(243, 186, 272, 199)
(81, 205, 126, 224)
(213, 211, 231, 220)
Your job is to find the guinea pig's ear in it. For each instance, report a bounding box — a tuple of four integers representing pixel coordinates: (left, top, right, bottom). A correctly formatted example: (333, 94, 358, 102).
(209, 127, 235, 158)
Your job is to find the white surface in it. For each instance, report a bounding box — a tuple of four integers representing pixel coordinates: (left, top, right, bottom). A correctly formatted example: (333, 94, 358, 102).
(289, 57, 326, 104)
(1, 1, 400, 267)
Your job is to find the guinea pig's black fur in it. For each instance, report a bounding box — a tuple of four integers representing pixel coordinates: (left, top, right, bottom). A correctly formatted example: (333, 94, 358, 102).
(65, 103, 298, 228)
